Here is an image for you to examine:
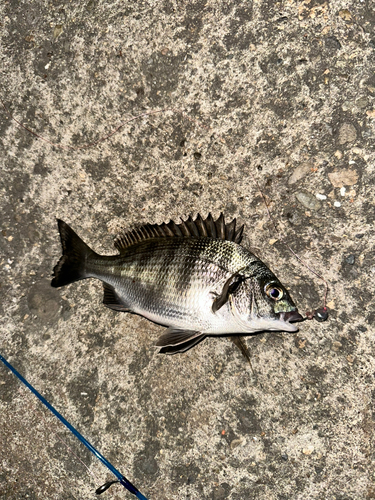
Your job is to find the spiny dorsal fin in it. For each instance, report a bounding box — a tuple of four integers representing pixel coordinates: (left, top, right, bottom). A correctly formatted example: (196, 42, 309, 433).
(114, 213, 244, 253)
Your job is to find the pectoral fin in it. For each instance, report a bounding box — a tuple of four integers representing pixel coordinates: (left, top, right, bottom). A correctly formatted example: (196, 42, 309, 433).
(230, 335, 256, 376)
(156, 328, 206, 354)
(212, 273, 246, 313)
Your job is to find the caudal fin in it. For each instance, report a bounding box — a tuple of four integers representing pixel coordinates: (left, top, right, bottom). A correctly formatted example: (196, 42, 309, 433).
(51, 220, 95, 288)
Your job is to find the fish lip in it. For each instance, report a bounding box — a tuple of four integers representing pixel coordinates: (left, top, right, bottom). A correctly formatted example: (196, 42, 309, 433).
(277, 310, 304, 324)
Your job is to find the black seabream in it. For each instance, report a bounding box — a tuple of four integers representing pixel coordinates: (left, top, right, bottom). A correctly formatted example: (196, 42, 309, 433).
(51, 213, 303, 354)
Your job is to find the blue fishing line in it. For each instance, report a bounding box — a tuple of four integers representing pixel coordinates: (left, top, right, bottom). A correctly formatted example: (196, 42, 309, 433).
(0, 353, 149, 500)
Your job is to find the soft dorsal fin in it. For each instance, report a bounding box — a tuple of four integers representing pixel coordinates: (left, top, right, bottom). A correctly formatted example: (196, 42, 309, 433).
(114, 213, 244, 253)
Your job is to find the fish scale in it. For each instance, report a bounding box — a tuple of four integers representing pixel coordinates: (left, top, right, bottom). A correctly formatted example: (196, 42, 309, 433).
(88, 238, 245, 330)
(52, 213, 303, 354)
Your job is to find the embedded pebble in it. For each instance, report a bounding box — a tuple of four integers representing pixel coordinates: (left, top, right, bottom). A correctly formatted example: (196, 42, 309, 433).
(316, 193, 327, 200)
(332, 341, 343, 351)
(352, 147, 363, 155)
(302, 446, 314, 455)
(337, 123, 357, 145)
(328, 169, 358, 187)
(338, 9, 352, 21)
(53, 24, 64, 40)
(288, 163, 311, 185)
(295, 191, 321, 211)
(334, 150, 343, 159)
(230, 438, 244, 450)
(356, 98, 368, 109)
(340, 187, 346, 196)
(334, 201, 341, 207)
(345, 254, 355, 265)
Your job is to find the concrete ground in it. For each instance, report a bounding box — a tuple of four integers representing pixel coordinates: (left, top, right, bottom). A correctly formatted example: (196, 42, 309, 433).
(1, 1, 374, 499)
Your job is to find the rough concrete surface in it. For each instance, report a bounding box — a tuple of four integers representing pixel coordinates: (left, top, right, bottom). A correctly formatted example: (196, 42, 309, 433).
(0, 1, 374, 499)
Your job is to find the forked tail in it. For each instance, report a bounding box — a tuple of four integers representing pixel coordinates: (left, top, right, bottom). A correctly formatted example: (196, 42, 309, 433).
(51, 219, 96, 288)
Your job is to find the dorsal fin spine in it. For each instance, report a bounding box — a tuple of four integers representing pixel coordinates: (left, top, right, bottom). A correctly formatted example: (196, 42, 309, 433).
(114, 213, 245, 253)
(206, 213, 217, 238)
(195, 214, 208, 237)
(216, 213, 225, 239)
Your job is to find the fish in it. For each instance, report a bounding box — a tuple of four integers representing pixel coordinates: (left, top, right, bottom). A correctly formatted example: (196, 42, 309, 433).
(51, 213, 303, 354)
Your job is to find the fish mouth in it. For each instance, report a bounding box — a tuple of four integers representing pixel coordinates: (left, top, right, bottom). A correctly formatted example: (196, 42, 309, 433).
(278, 310, 304, 323)
(273, 310, 304, 333)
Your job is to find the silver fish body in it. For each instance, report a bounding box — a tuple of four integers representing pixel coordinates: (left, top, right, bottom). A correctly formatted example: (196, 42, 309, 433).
(52, 214, 303, 353)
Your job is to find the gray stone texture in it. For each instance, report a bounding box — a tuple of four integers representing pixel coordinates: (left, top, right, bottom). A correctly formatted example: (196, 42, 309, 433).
(1, 1, 374, 499)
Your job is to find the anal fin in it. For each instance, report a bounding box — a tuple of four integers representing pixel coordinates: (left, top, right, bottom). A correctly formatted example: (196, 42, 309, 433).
(103, 284, 131, 312)
(156, 328, 206, 354)
(159, 336, 206, 354)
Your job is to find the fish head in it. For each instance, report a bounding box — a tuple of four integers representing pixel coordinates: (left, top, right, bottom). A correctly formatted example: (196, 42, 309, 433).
(229, 265, 303, 333)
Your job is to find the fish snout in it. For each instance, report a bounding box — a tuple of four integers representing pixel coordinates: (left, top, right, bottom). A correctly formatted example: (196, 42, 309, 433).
(278, 310, 304, 323)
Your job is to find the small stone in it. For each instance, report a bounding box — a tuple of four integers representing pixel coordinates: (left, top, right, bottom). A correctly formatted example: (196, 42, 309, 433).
(269, 238, 278, 245)
(295, 191, 321, 211)
(352, 147, 363, 155)
(302, 446, 314, 455)
(334, 150, 343, 159)
(298, 338, 307, 349)
(53, 24, 64, 40)
(366, 109, 375, 118)
(334, 201, 341, 207)
(288, 162, 312, 184)
(340, 187, 346, 196)
(230, 438, 244, 450)
(281, 453, 288, 461)
(337, 123, 357, 145)
(342, 101, 354, 112)
(316, 193, 327, 200)
(338, 9, 352, 21)
(328, 169, 359, 187)
(332, 341, 343, 351)
(345, 254, 355, 265)
(356, 98, 368, 109)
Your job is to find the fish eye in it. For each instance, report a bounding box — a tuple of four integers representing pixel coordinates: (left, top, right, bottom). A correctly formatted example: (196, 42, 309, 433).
(265, 284, 284, 301)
